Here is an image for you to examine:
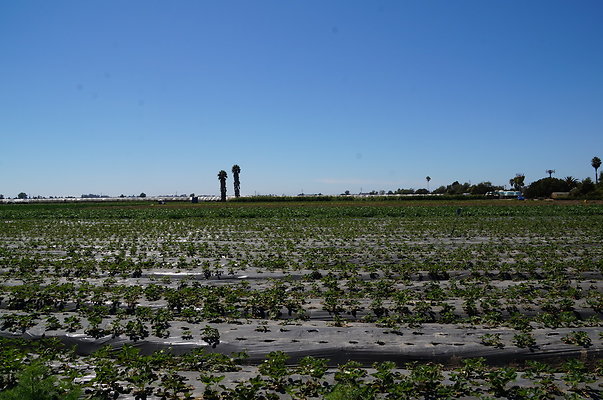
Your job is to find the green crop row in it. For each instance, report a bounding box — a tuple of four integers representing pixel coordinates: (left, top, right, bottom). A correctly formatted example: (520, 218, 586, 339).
(2, 201, 603, 220)
(1, 338, 601, 399)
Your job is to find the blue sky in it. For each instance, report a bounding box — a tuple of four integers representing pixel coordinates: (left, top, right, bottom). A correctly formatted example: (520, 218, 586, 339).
(1, 1, 602, 197)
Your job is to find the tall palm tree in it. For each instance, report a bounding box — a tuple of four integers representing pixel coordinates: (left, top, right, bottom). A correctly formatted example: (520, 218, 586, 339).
(218, 170, 228, 201)
(232, 165, 241, 198)
(425, 176, 431, 192)
(592, 157, 601, 184)
(545, 169, 555, 178)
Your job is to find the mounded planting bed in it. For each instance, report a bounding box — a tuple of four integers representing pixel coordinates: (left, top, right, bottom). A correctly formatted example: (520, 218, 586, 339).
(0, 200, 602, 399)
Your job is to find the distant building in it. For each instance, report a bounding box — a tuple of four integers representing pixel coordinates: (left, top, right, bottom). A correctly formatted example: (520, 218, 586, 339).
(551, 192, 570, 199)
(487, 191, 523, 199)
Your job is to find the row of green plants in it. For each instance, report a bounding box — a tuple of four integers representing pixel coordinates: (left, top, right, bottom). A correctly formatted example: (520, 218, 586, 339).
(2, 201, 603, 220)
(1, 338, 601, 399)
(1, 276, 601, 328)
(2, 214, 601, 273)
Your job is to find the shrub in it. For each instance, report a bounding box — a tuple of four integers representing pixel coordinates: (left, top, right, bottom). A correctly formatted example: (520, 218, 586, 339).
(0, 362, 81, 400)
(524, 178, 569, 198)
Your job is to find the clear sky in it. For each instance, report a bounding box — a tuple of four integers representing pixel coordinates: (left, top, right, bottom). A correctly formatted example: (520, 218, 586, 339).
(1, 1, 602, 197)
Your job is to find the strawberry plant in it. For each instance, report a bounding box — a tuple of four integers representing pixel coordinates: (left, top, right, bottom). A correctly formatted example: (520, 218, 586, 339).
(407, 362, 446, 396)
(199, 373, 225, 400)
(324, 383, 376, 400)
(513, 332, 537, 349)
(485, 367, 517, 397)
(297, 356, 328, 379)
(124, 319, 149, 342)
(480, 333, 504, 348)
(258, 351, 290, 390)
(561, 331, 592, 348)
(561, 359, 595, 394)
(201, 325, 220, 348)
(63, 316, 81, 332)
(334, 361, 366, 387)
(449, 358, 486, 397)
(370, 361, 398, 392)
(155, 370, 194, 400)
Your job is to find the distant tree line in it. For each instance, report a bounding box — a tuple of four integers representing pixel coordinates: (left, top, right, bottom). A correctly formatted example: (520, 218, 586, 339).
(343, 156, 603, 200)
(517, 157, 602, 199)
(375, 181, 502, 197)
(5, 157, 602, 201)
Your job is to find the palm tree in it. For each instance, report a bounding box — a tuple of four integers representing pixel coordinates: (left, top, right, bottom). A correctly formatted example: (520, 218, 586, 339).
(232, 165, 241, 198)
(545, 169, 555, 178)
(425, 176, 431, 192)
(218, 170, 228, 201)
(592, 157, 601, 184)
(564, 176, 578, 190)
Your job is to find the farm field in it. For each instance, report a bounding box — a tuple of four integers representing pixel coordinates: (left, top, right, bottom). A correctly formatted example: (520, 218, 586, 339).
(1, 200, 602, 399)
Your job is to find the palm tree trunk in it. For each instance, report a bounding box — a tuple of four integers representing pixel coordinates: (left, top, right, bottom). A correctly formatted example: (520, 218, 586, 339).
(234, 173, 240, 198)
(220, 180, 226, 201)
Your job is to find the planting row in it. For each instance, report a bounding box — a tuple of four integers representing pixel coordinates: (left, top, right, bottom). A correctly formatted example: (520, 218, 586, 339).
(1, 338, 602, 399)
